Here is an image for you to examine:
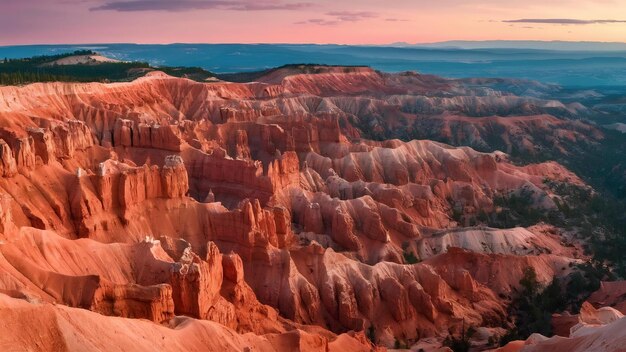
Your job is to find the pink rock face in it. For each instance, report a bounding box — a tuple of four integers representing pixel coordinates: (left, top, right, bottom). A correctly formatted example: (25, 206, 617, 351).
(0, 68, 607, 350)
(91, 282, 176, 323)
(587, 281, 626, 314)
(169, 242, 223, 319)
(0, 139, 17, 177)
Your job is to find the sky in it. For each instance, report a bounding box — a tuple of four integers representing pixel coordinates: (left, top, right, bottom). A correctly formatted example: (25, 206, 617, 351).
(1, 0, 625, 45)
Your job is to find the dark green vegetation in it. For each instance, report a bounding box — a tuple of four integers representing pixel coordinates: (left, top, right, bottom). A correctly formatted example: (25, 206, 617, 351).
(0, 50, 217, 85)
(443, 321, 475, 352)
(217, 63, 369, 83)
(402, 242, 420, 264)
(499, 264, 613, 346)
(159, 66, 217, 82)
(544, 178, 626, 278)
(0, 50, 151, 84)
(499, 267, 562, 345)
(0, 52, 363, 86)
(488, 188, 555, 228)
(366, 325, 376, 344)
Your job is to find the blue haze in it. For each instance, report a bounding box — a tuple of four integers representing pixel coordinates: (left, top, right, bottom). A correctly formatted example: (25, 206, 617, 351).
(1, 43, 626, 87)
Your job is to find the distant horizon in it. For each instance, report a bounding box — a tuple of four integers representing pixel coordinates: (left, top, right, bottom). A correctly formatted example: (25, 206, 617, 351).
(2, 39, 626, 49)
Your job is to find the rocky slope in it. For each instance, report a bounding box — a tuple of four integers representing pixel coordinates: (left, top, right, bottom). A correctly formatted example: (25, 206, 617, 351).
(0, 66, 614, 350)
(498, 303, 626, 352)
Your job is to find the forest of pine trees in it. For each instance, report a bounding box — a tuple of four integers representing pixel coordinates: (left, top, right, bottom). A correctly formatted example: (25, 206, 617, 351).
(0, 50, 217, 85)
(0, 50, 152, 85)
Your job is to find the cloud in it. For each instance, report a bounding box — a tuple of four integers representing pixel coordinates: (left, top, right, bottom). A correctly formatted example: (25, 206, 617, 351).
(294, 18, 339, 26)
(325, 11, 378, 22)
(503, 18, 626, 25)
(91, 0, 314, 12)
(296, 10, 380, 26)
(385, 18, 409, 22)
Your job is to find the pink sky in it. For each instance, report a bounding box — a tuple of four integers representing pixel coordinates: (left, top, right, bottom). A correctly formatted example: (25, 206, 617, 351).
(1, 0, 625, 45)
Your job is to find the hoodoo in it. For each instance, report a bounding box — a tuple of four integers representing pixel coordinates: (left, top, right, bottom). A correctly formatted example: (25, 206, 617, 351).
(0, 59, 624, 351)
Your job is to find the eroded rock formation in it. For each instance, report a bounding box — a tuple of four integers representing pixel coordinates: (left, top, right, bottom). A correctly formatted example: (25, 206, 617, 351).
(0, 66, 609, 350)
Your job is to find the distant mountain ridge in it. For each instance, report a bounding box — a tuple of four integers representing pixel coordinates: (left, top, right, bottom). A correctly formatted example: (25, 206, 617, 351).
(1, 43, 626, 87)
(397, 40, 626, 51)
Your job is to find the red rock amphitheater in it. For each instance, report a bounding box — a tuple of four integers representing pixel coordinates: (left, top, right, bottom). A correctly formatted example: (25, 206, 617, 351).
(0, 66, 623, 351)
